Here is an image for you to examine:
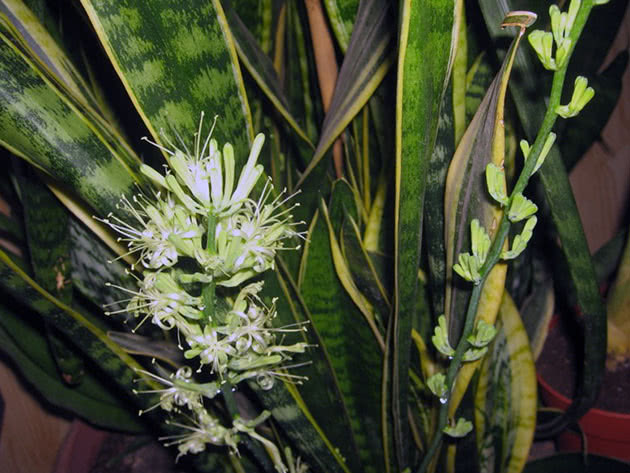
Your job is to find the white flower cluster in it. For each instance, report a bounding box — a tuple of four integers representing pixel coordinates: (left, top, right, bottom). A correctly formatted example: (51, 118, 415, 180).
(98, 115, 309, 469)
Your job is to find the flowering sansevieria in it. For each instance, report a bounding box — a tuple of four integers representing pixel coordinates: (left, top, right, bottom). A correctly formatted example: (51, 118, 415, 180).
(97, 114, 309, 471)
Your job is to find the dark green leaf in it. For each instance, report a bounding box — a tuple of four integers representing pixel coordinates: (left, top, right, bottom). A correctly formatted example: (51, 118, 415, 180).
(0, 302, 144, 431)
(299, 180, 384, 472)
(80, 0, 253, 161)
(392, 0, 454, 468)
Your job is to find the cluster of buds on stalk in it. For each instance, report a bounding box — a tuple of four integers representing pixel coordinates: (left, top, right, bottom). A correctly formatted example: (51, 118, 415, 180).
(97, 114, 309, 471)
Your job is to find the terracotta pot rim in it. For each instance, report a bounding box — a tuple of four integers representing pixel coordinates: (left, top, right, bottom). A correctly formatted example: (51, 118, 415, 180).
(537, 372, 630, 420)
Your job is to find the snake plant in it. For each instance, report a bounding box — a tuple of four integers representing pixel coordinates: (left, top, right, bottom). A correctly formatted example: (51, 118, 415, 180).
(0, 0, 626, 472)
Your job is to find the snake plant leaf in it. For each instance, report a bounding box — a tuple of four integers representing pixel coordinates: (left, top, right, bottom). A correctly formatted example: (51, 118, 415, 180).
(0, 0, 100, 109)
(0, 249, 160, 397)
(392, 0, 455, 468)
(474, 292, 536, 473)
(443, 15, 530, 345)
(424, 89, 455, 318)
(0, 303, 144, 431)
(299, 180, 384, 472)
(520, 257, 555, 360)
(295, 0, 394, 188)
(107, 331, 184, 367)
(0, 23, 140, 217)
(249, 380, 350, 473)
(223, 5, 313, 149)
(68, 217, 136, 312)
(340, 215, 391, 316)
(320, 197, 384, 350)
(79, 0, 253, 161)
(18, 170, 86, 384)
(261, 258, 359, 473)
(479, 0, 606, 436)
(323, 0, 359, 53)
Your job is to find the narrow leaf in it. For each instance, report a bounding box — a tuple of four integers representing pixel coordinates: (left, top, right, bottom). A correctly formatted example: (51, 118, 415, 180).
(296, 0, 394, 188)
(223, 5, 314, 149)
(392, 0, 455, 468)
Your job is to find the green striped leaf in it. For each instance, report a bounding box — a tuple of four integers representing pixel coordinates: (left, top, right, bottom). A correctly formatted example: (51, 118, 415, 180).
(0, 303, 144, 431)
(250, 380, 350, 473)
(0, 249, 159, 396)
(0, 22, 140, 217)
(520, 258, 555, 360)
(295, 0, 394, 188)
(18, 170, 86, 384)
(474, 292, 536, 473)
(0, 0, 100, 109)
(80, 0, 253, 161)
(223, 5, 314, 149)
(323, 0, 359, 53)
(478, 0, 606, 436)
(299, 180, 384, 472)
(261, 260, 358, 473)
(392, 0, 455, 468)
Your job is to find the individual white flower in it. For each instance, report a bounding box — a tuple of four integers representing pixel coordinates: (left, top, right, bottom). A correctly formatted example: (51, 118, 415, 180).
(162, 409, 239, 460)
(106, 271, 202, 332)
(141, 113, 266, 217)
(97, 192, 203, 269)
(185, 325, 236, 376)
(133, 365, 219, 414)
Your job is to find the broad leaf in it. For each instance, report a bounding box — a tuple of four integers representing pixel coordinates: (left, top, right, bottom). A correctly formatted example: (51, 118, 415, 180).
(0, 21, 140, 217)
(80, 0, 253, 160)
(260, 260, 358, 473)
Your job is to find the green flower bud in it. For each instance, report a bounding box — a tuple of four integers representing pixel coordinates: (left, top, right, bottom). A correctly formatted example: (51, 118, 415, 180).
(432, 315, 455, 357)
(485, 163, 508, 207)
(502, 216, 537, 260)
(528, 30, 556, 70)
(427, 373, 448, 400)
(508, 192, 538, 223)
(443, 418, 473, 438)
(467, 320, 497, 348)
(556, 76, 595, 118)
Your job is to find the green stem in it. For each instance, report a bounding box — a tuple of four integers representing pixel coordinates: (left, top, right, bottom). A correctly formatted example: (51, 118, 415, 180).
(416, 3, 595, 471)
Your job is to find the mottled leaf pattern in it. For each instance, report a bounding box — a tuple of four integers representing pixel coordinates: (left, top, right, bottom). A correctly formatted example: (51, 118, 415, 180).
(392, 0, 454, 468)
(80, 0, 253, 160)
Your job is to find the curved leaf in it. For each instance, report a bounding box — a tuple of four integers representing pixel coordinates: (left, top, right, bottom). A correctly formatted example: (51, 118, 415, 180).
(0, 304, 144, 431)
(0, 0, 99, 108)
(478, 0, 606, 436)
(262, 258, 358, 473)
(299, 180, 384, 472)
(249, 380, 350, 473)
(0, 249, 159, 394)
(0, 22, 140, 217)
